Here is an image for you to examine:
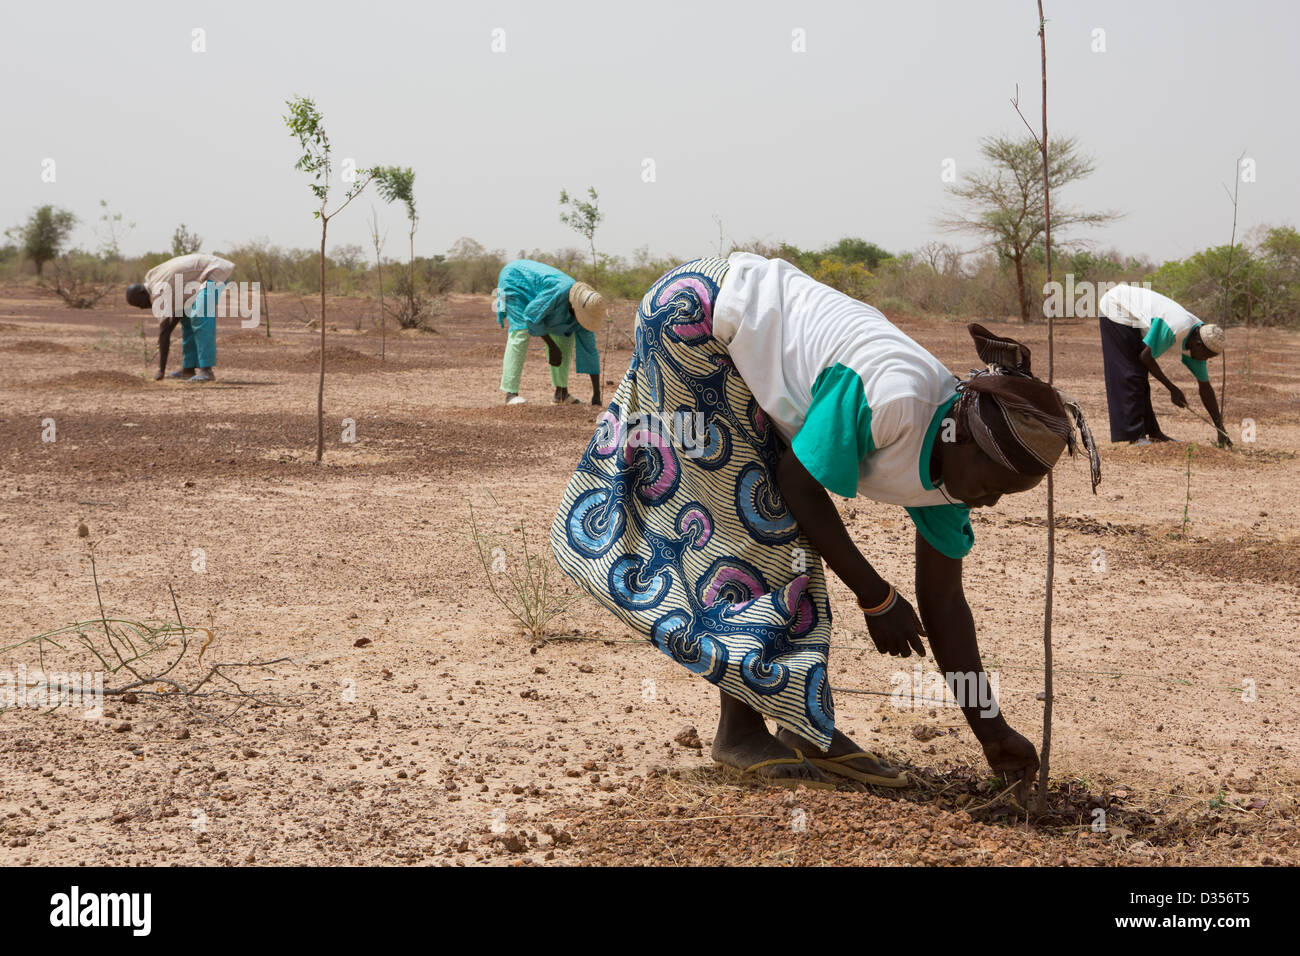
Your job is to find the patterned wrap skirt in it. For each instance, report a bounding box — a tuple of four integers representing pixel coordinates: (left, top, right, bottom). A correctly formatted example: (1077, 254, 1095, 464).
(550, 258, 836, 749)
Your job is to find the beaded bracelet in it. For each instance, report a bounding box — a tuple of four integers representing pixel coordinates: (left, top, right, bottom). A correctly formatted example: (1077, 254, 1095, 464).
(858, 584, 897, 616)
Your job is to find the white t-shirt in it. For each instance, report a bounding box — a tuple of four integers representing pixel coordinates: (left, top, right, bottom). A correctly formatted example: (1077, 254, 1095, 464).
(712, 253, 973, 558)
(1098, 284, 1209, 380)
(144, 254, 234, 322)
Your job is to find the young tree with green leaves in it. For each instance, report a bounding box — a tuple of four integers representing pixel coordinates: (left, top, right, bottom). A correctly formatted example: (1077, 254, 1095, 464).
(560, 186, 608, 371)
(942, 134, 1114, 323)
(283, 94, 379, 463)
(374, 166, 420, 332)
(367, 207, 388, 360)
(6, 205, 77, 277)
(559, 187, 602, 274)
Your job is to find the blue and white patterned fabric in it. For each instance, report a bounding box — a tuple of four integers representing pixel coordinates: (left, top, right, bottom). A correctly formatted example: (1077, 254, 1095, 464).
(550, 258, 835, 748)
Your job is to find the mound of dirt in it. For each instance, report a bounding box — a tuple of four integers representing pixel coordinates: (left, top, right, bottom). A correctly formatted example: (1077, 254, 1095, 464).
(2, 338, 73, 353)
(219, 331, 283, 346)
(1108, 440, 1250, 470)
(39, 370, 149, 389)
(1006, 514, 1146, 537)
(1224, 380, 1300, 421)
(542, 767, 1291, 866)
(1236, 447, 1298, 464)
(1142, 533, 1300, 586)
(300, 346, 389, 370)
(1229, 380, 1296, 399)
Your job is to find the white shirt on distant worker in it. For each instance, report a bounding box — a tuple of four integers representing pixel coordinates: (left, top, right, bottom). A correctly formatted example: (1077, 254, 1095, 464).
(1098, 284, 1210, 380)
(143, 253, 234, 321)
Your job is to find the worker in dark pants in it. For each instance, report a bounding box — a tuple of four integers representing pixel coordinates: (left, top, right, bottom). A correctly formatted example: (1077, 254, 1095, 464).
(1097, 285, 1228, 446)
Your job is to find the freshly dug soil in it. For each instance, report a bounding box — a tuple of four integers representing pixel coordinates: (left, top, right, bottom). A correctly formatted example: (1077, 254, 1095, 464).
(540, 768, 1295, 866)
(2, 338, 74, 353)
(301, 346, 393, 371)
(220, 331, 284, 346)
(35, 370, 149, 389)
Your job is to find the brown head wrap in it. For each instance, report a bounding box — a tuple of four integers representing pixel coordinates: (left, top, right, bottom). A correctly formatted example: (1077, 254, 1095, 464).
(955, 324, 1101, 492)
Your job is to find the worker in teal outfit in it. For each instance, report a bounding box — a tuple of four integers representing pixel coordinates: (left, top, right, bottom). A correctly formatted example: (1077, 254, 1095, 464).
(180, 281, 223, 374)
(126, 252, 233, 383)
(495, 259, 605, 406)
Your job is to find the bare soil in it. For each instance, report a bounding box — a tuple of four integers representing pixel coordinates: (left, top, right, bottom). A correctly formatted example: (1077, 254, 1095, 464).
(1, 283, 1298, 866)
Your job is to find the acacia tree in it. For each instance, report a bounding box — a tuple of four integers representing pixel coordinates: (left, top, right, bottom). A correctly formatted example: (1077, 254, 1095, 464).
(374, 166, 419, 330)
(6, 205, 77, 277)
(284, 95, 378, 463)
(942, 134, 1114, 322)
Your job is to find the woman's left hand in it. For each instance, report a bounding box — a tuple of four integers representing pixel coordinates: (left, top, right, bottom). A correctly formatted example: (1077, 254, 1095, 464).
(864, 593, 927, 658)
(543, 334, 562, 367)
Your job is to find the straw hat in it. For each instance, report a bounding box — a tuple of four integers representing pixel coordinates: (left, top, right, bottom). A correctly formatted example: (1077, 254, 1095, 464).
(569, 282, 607, 332)
(1199, 323, 1225, 355)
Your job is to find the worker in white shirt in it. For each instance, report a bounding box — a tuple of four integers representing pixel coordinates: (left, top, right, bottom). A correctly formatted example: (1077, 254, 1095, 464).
(126, 253, 234, 382)
(1097, 285, 1228, 446)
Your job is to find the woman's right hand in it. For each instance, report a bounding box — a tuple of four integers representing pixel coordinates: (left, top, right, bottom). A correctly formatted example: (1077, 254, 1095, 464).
(1169, 385, 1188, 408)
(980, 726, 1040, 801)
(864, 592, 927, 658)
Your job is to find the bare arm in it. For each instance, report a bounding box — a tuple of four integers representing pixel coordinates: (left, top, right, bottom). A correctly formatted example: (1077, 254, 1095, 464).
(156, 317, 179, 379)
(1198, 379, 1231, 445)
(1139, 345, 1186, 407)
(913, 533, 1007, 740)
(775, 445, 889, 607)
(914, 531, 1039, 785)
(775, 445, 925, 657)
(542, 334, 561, 367)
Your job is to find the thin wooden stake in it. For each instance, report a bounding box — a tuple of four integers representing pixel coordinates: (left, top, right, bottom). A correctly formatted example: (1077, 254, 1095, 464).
(1036, 0, 1055, 817)
(1009, 5, 1057, 811)
(1220, 149, 1246, 420)
(1010, 0, 1059, 813)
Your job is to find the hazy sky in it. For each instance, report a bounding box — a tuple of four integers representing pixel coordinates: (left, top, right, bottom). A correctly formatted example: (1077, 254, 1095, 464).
(4, 0, 1297, 266)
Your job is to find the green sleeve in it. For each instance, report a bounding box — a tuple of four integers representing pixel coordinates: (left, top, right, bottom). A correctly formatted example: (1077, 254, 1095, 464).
(791, 364, 873, 498)
(904, 504, 975, 559)
(1142, 316, 1177, 359)
(1181, 355, 1210, 382)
